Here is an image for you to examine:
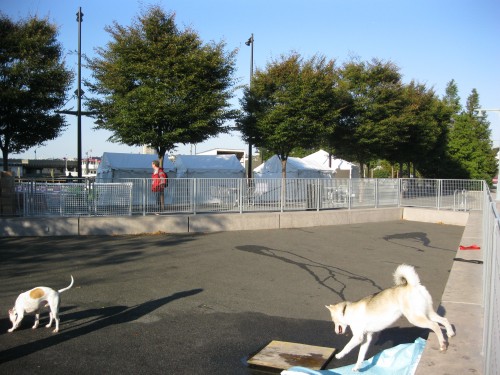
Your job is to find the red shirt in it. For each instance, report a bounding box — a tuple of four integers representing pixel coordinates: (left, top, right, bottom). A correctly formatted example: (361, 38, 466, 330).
(152, 168, 167, 192)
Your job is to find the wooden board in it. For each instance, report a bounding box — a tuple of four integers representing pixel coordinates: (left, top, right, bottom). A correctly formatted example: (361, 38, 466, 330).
(247, 340, 336, 371)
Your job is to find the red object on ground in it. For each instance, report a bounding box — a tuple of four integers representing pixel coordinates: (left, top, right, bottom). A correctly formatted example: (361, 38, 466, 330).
(459, 244, 481, 250)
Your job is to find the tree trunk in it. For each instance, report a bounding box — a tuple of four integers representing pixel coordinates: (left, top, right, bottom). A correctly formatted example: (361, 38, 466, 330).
(2, 148, 9, 173)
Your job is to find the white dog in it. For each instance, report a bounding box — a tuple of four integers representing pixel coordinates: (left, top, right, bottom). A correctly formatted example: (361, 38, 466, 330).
(325, 264, 454, 371)
(8, 276, 74, 333)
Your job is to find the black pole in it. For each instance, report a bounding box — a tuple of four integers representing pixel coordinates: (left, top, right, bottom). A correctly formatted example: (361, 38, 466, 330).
(76, 8, 83, 178)
(246, 34, 254, 179)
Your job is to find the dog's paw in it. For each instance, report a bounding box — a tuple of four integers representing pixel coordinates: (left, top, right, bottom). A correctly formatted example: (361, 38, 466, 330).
(448, 330, 456, 338)
(352, 366, 360, 372)
(335, 352, 345, 360)
(7, 328, 14, 333)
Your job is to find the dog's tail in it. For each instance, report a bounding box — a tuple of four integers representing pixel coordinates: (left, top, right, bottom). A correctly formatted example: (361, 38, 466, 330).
(58, 275, 74, 293)
(393, 264, 420, 286)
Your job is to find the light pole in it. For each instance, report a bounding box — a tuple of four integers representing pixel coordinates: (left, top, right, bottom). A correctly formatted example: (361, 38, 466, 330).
(245, 34, 254, 179)
(477, 108, 500, 200)
(76, 7, 83, 178)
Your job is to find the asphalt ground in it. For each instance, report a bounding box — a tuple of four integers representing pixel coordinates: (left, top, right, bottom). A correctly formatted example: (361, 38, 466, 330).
(0, 220, 464, 374)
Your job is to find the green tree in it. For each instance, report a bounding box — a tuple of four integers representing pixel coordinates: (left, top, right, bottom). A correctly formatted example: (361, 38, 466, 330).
(387, 81, 451, 177)
(332, 58, 403, 176)
(86, 7, 237, 166)
(447, 89, 497, 180)
(0, 14, 73, 171)
(238, 52, 340, 177)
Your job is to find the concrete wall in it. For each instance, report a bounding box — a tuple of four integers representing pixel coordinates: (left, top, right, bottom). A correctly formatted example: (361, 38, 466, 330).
(403, 207, 469, 226)
(0, 207, 470, 237)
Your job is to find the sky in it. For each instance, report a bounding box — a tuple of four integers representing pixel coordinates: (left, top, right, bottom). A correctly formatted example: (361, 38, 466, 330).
(2, 0, 500, 160)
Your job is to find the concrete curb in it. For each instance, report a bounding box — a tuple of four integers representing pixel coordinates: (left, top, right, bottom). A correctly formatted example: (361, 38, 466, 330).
(415, 211, 483, 375)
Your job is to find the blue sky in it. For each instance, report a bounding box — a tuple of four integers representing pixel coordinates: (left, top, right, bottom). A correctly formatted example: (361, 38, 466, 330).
(2, 0, 500, 160)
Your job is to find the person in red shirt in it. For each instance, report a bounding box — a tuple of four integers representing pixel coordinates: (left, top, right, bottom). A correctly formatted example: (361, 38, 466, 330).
(151, 160, 168, 212)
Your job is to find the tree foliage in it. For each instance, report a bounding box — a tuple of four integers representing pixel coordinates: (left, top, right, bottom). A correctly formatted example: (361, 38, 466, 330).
(0, 14, 73, 170)
(446, 88, 497, 181)
(237, 52, 341, 177)
(329, 59, 404, 174)
(86, 6, 238, 166)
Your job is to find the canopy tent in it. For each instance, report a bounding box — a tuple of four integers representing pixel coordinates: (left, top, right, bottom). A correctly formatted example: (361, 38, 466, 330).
(253, 155, 334, 179)
(173, 155, 245, 206)
(302, 150, 360, 179)
(252, 155, 333, 205)
(96, 152, 176, 181)
(96, 153, 176, 207)
(174, 155, 245, 178)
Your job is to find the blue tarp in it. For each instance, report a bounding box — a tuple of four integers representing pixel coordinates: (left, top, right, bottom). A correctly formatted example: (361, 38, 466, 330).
(281, 337, 426, 375)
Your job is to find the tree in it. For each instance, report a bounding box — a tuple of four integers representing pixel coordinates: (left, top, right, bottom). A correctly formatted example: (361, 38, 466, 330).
(86, 7, 237, 167)
(332, 58, 404, 176)
(446, 89, 497, 181)
(0, 14, 73, 171)
(386, 81, 451, 177)
(238, 52, 340, 177)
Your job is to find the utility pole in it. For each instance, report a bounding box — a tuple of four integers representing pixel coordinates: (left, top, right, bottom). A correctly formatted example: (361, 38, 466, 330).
(76, 7, 83, 178)
(56, 8, 96, 178)
(245, 34, 254, 179)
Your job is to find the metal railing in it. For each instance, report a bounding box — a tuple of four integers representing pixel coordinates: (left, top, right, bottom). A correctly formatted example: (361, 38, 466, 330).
(1, 177, 485, 217)
(11, 180, 133, 216)
(482, 189, 500, 375)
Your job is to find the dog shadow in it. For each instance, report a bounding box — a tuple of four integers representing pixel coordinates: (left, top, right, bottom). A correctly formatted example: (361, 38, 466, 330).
(0, 288, 203, 364)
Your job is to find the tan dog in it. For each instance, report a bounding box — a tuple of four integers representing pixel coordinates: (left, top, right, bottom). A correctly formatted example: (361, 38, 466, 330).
(8, 276, 74, 333)
(326, 264, 454, 371)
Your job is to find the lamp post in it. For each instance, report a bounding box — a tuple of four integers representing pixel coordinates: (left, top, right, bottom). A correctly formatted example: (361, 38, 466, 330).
(245, 34, 254, 179)
(57, 8, 97, 178)
(477, 108, 500, 200)
(76, 7, 83, 178)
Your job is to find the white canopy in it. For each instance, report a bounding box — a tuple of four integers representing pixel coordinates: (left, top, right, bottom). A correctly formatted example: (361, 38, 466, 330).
(96, 152, 176, 181)
(302, 150, 360, 178)
(253, 155, 333, 178)
(174, 155, 245, 178)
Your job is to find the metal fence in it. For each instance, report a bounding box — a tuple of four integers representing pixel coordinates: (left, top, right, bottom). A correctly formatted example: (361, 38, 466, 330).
(482, 190, 500, 375)
(12, 180, 133, 216)
(2, 177, 485, 217)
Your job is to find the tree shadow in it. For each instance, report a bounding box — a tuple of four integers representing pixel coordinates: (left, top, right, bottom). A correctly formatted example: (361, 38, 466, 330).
(383, 232, 455, 253)
(235, 245, 383, 300)
(0, 288, 203, 364)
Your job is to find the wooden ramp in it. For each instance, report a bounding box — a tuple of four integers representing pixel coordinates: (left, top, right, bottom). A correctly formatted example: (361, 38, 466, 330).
(247, 340, 336, 372)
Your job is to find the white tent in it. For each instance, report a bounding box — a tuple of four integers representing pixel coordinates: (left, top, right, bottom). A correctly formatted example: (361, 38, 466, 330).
(96, 152, 176, 181)
(253, 155, 333, 179)
(173, 155, 245, 206)
(96, 153, 176, 207)
(174, 155, 245, 178)
(252, 155, 333, 204)
(302, 150, 360, 179)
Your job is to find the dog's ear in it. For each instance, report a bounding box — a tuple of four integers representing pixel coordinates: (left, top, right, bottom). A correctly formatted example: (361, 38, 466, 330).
(325, 304, 333, 311)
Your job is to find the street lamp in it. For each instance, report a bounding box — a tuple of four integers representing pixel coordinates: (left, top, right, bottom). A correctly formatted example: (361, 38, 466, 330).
(477, 108, 500, 200)
(76, 7, 83, 178)
(245, 34, 254, 179)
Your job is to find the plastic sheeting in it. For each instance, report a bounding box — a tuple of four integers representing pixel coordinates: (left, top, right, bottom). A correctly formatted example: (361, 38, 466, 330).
(281, 337, 426, 375)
